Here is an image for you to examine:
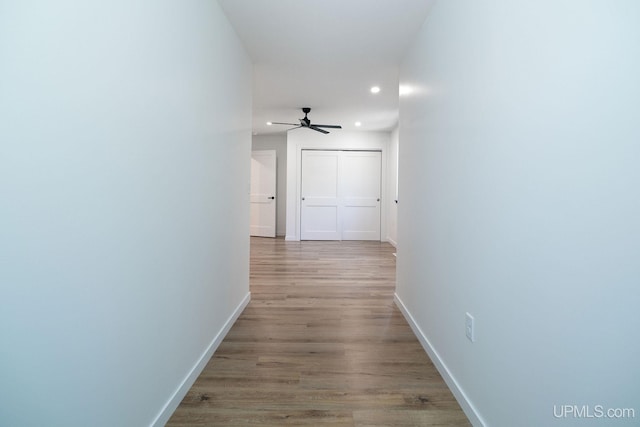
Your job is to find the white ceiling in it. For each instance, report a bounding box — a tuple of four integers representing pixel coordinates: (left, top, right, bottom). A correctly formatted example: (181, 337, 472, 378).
(218, 0, 435, 135)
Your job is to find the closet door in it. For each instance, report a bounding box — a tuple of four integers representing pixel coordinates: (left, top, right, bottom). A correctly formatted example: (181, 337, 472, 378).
(341, 151, 381, 240)
(301, 150, 381, 241)
(300, 150, 341, 240)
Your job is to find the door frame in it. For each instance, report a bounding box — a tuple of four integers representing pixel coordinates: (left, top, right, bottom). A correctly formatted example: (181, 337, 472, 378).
(284, 131, 389, 242)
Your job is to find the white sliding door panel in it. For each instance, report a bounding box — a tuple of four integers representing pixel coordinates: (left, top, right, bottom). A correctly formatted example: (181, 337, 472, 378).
(300, 150, 381, 241)
(301, 150, 341, 240)
(250, 150, 276, 237)
(341, 151, 381, 240)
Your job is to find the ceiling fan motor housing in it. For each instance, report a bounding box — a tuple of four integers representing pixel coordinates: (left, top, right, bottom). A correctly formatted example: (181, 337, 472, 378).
(301, 107, 311, 126)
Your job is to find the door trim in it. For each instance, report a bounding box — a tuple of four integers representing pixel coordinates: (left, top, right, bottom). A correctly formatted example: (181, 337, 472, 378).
(285, 131, 389, 242)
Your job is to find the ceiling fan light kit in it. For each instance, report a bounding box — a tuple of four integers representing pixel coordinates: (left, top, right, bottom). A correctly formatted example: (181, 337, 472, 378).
(270, 107, 342, 134)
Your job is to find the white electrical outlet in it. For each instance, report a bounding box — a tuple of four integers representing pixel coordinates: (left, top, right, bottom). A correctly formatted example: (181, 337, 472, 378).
(465, 312, 475, 342)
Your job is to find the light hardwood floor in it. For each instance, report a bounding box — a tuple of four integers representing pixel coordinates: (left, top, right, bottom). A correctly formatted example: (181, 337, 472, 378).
(167, 237, 470, 426)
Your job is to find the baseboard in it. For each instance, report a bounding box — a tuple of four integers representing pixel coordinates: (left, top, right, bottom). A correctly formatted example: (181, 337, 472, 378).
(394, 294, 486, 427)
(387, 237, 397, 248)
(151, 292, 251, 427)
(285, 235, 299, 241)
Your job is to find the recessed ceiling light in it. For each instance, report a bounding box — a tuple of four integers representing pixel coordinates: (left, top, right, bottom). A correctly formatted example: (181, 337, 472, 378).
(266, 121, 272, 125)
(370, 86, 380, 94)
(355, 121, 362, 127)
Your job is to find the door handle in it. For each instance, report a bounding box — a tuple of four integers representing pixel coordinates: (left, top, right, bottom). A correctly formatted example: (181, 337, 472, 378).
(268, 196, 275, 200)
(302, 197, 305, 201)
(377, 198, 380, 202)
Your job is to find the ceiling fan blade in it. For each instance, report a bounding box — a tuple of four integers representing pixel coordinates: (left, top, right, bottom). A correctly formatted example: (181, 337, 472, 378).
(270, 122, 299, 126)
(311, 124, 342, 129)
(309, 125, 329, 134)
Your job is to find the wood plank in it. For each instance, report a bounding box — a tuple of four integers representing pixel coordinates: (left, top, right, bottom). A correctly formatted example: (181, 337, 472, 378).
(167, 237, 470, 426)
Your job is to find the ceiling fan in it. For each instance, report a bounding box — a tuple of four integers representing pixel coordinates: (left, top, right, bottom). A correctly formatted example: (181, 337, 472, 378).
(270, 107, 342, 134)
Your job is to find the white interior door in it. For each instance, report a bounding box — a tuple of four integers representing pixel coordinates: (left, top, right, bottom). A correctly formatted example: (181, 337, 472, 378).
(250, 150, 276, 237)
(301, 150, 340, 240)
(300, 150, 381, 241)
(341, 151, 381, 240)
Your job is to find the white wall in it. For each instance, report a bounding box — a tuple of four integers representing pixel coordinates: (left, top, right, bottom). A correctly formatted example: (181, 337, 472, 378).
(396, 1, 640, 426)
(285, 130, 391, 241)
(252, 134, 287, 236)
(0, 2, 251, 426)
